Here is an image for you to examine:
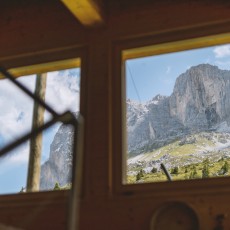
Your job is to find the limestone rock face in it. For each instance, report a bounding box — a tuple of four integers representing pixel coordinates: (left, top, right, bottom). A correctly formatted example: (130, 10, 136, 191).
(169, 64, 230, 129)
(40, 124, 74, 190)
(127, 64, 230, 155)
(127, 95, 185, 155)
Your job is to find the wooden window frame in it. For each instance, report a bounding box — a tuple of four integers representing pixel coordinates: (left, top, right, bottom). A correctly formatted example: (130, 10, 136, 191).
(111, 31, 230, 198)
(0, 46, 87, 196)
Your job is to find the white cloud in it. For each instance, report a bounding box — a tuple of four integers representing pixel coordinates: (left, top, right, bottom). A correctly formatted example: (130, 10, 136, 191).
(0, 76, 35, 143)
(0, 68, 80, 173)
(213, 45, 230, 58)
(166, 66, 171, 74)
(214, 60, 230, 70)
(0, 143, 29, 177)
(44, 69, 80, 120)
(6, 143, 29, 164)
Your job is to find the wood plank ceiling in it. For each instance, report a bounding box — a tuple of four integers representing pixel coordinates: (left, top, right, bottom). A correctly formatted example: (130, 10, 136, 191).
(59, 0, 154, 27)
(60, 0, 106, 27)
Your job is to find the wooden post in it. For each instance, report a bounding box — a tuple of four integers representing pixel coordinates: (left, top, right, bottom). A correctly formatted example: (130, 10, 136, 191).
(27, 73, 47, 192)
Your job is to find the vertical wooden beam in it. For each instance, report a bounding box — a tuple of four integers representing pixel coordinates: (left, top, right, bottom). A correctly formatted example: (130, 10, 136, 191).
(27, 73, 47, 192)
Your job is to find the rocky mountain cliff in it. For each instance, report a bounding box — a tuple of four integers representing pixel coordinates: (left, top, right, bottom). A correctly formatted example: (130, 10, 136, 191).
(40, 64, 230, 188)
(127, 64, 230, 155)
(40, 124, 74, 190)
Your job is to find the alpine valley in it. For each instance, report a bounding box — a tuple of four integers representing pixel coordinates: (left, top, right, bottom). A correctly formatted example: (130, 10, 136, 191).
(40, 64, 230, 189)
(127, 64, 230, 183)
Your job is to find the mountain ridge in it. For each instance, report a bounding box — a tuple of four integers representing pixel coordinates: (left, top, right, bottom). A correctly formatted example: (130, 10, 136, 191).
(40, 64, 230, 188)
(127, 64, 230, 155)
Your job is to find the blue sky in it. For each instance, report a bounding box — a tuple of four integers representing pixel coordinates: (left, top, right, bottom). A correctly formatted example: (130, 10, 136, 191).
(0, 68, 80, 194)
(126, 44, 230, 103)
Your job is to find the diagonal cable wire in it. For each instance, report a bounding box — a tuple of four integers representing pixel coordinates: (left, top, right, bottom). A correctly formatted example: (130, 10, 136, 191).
(126, 63, 142, 104)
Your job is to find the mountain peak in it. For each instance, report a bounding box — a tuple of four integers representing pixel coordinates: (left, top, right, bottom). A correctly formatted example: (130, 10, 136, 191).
(146, 94, 167, 106)
(189, 63, 218, 70)
(184, 63, 223, 78)
(152, 94, 165, 101)
(128, 63, 230, 154)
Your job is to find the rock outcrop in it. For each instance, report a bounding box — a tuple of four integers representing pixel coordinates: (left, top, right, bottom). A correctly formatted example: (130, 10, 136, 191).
(40, 124, 74, 190)
(127, 64, 230, 155)
(41, 64, 230, 188)
(169, 64, 230, 128)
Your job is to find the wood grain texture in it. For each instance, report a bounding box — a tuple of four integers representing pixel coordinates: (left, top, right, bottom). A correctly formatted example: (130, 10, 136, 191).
(61, 0, 106, 26)
(0, 1, 86, 65)
(0, 191, 69, 230)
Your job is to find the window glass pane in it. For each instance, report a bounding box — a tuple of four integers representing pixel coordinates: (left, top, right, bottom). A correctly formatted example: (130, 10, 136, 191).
(126, 44, 230, 184)
(0, 75, 35, 194)
(40, 68, 80, 191)
(0, 67, 80, 194)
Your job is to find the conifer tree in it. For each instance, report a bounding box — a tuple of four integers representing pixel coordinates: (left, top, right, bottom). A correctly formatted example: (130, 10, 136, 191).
(53, 182, 61, 190)
(151, 167, 157, 173)
(202, 164, 209, 178)
(221, 161, 229, 174)
(171, 166, 179, 175)
(19, 187, 25, 193)
(184, 167, 188, 173)
(189, 166, 198, 179)
(136, 169, 144, 181)
(136, 172, 141, 181)
(139, 169, 144, 177)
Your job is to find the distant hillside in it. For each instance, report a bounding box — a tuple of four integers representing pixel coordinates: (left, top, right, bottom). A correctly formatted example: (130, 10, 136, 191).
(128, 131, 230, 180)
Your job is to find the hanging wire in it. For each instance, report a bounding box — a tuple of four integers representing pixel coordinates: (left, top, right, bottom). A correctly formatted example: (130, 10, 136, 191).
(126, 63, 142, 104)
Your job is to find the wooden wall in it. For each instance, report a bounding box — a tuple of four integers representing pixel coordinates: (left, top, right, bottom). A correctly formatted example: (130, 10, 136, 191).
(1, 1, 230, 229)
